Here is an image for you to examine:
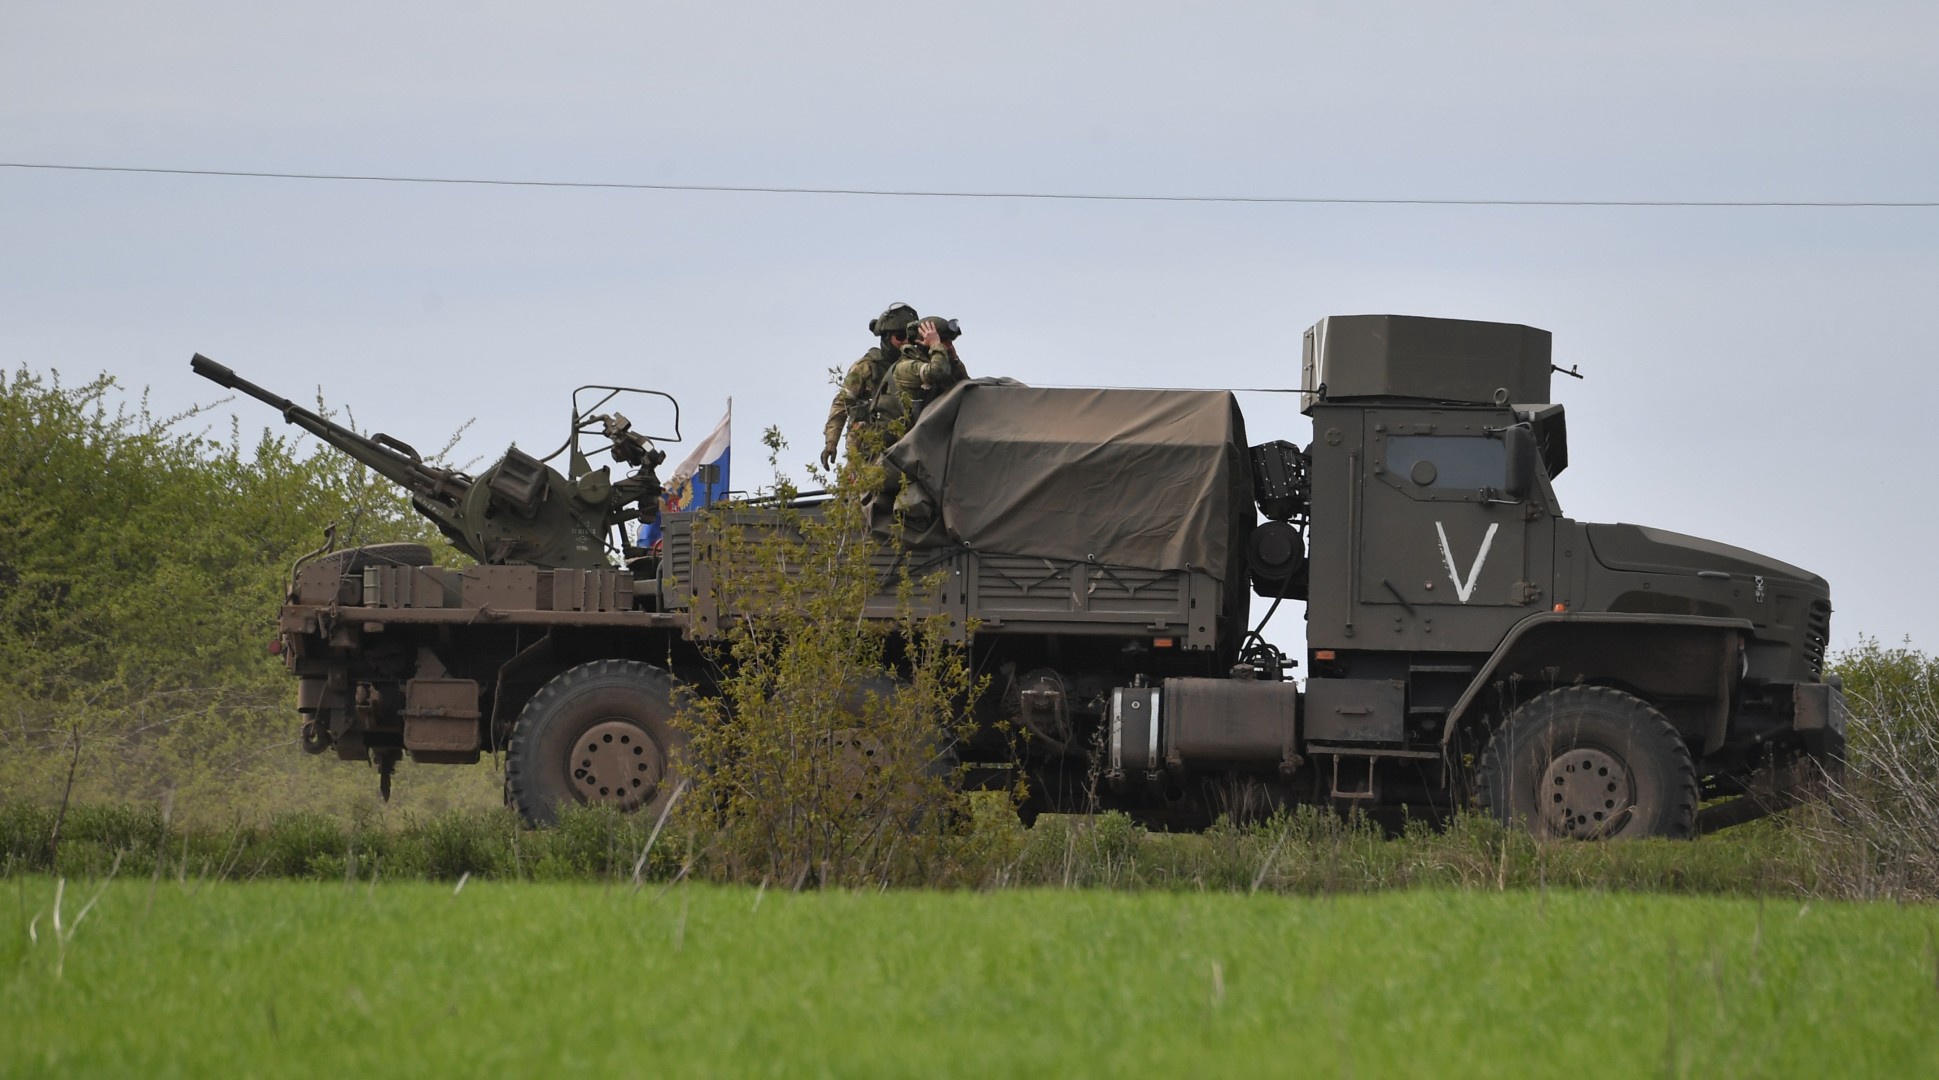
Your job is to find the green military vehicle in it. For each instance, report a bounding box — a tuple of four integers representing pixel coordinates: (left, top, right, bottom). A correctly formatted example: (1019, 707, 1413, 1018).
(196, 313, 1842, 838)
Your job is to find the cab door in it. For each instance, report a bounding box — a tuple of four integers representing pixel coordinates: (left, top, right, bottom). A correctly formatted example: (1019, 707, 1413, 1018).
(1352, 409, 1553, 650)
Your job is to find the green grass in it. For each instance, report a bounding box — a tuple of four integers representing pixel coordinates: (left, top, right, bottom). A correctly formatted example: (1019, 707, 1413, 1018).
(2, 800, 1850, 899)
(5, 878, 1936, 1077)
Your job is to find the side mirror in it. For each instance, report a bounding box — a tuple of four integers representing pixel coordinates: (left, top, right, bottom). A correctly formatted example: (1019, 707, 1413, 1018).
(1502, 425, 1536, 501)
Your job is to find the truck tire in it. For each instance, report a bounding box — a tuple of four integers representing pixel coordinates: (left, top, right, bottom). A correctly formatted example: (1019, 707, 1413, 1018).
(507, 660, 689, 828)
(1477, 686, 1698, 840)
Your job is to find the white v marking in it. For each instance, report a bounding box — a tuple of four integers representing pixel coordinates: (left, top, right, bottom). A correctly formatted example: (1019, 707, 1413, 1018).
(1435, 522, 1499, 604)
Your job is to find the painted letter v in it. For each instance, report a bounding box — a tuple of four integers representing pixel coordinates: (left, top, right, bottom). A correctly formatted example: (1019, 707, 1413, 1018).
(1435, 522, 1500, 604)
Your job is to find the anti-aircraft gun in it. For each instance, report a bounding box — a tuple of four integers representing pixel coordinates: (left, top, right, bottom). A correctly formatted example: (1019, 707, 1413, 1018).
(193, 353, 690, 804)
(191, 354, 670, 569)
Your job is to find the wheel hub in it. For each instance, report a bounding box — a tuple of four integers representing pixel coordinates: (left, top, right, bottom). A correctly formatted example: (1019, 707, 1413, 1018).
(569, 720, 665, 810)
(1539, 746, 1633, 838)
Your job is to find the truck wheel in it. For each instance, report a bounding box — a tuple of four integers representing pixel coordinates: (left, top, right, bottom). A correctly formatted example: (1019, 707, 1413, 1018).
(1477, 686, 1697, 840)
(507, 660, 689, 828)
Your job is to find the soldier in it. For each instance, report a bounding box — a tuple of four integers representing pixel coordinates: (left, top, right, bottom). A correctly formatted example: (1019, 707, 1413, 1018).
(821, 302, 921, 470)
(883, 316, 969, 429)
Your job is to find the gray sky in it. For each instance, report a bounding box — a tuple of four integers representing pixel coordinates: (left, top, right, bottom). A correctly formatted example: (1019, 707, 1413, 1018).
(4, 0, 1935, 652)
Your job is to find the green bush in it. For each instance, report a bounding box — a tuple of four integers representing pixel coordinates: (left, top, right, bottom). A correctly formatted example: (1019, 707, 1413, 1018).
(673, 427, 986, 887)
(0, 803, 56, 870)
(405, 813, 497, 880)
(256, 812, 348, 878)
(528, 804, 648, 881)
(0, 364, 477, 821)
(1790, 639, 1939, 899)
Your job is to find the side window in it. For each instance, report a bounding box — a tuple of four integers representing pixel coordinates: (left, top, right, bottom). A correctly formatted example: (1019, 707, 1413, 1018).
(1378, 434, 1508, 502)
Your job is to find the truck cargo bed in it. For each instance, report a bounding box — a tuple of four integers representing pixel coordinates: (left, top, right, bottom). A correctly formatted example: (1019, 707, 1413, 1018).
(656, 507, 1224, 649)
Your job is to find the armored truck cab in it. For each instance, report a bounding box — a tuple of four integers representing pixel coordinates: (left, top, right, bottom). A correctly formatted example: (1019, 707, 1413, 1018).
(1288, 316, 1837, 835)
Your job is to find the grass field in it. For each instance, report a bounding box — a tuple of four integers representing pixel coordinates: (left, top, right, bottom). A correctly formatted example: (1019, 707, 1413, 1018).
(5, 878, 1936, 1077)
(0, 800, 1861, 898)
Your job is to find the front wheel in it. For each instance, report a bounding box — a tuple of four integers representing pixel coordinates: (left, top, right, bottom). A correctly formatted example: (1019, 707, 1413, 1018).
(507, 660, 689, 828)
(1477, 685, 1698, 840)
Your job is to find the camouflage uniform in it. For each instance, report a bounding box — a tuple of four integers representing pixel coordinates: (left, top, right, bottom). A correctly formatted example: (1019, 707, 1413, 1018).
(823, 345, 901, 460)
(824, 303, 924, 465)
(880, 343, 969, 429)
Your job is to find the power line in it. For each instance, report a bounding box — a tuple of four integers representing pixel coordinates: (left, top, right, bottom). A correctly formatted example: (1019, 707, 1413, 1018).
(3, 161, 1934, 208)
(1038, 384, 1303, 393)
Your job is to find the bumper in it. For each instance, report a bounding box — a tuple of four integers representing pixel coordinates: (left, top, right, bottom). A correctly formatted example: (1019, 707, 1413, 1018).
(1792, 681, 1850, 773)
(1696, 680, 1847, 834)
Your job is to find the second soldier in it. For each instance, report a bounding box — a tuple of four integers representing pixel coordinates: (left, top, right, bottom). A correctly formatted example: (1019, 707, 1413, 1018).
(885, 316, 968, 429)
(821, 302, 922, 470)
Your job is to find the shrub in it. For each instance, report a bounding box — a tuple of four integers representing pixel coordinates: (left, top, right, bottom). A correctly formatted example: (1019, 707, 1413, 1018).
(674, 428, 986, 887)
(1793, 639, 1939, 899)
(0, 364, 470, 820)
(528, 804, 645, 881)
(410, 811, 513, 881)
(257, 811, 348, 878)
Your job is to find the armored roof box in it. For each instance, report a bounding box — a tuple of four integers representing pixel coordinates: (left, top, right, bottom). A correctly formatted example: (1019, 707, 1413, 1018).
(1300, 314, 1552, 414)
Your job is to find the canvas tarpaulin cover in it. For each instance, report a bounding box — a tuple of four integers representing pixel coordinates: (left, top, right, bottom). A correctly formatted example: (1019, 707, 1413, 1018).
(878, 381, 1250, 579)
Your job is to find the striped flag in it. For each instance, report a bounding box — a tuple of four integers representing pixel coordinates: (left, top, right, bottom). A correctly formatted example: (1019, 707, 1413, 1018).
(640, 402, 730, 547)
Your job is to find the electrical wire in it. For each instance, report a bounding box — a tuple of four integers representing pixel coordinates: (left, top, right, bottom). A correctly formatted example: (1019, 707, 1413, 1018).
(1034, 384, 1303, 393)
(4, 161, 1935, 207)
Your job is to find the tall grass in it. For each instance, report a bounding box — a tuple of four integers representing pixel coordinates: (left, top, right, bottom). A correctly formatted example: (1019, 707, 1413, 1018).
(0, 802, 682, 885)
(1790, 639, 1939, 899)
(0, 797, 1832, 898)
(4, 647, 1931, 898)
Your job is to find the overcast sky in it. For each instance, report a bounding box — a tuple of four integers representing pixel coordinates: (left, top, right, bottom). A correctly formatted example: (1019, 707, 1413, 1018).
(3, 1, 1934, 652)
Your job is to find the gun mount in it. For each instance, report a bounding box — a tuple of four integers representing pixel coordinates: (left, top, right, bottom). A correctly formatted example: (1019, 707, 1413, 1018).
(192, 354, 669, 570)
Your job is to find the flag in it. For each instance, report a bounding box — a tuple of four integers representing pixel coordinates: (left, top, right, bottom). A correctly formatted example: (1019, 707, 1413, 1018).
(640, 402, 730, 547)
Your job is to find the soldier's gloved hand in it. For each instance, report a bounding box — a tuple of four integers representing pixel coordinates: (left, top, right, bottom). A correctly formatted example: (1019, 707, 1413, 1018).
(917, 319, 943, 349)
(819, 441, 838, 471)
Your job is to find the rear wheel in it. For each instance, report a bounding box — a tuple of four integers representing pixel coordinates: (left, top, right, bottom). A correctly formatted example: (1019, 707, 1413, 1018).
(507, 660, 689, 827)
(1477, 685, 1697, 840)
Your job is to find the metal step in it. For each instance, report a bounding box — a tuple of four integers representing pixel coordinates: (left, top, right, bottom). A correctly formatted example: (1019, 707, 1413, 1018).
(1331, 755, 1378, 800)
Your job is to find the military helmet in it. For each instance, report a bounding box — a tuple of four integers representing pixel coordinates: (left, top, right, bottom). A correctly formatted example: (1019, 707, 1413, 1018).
(868, 302, 920, 337)
(925, 316, 963, 342)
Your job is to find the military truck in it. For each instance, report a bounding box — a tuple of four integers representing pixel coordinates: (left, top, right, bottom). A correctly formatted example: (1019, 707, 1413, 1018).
(196, 314, 1843, 838)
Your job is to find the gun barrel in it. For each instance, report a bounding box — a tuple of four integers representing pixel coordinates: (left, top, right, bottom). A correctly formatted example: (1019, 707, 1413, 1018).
(189, 353, 463, 507)
(190, 354, 296, 414)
